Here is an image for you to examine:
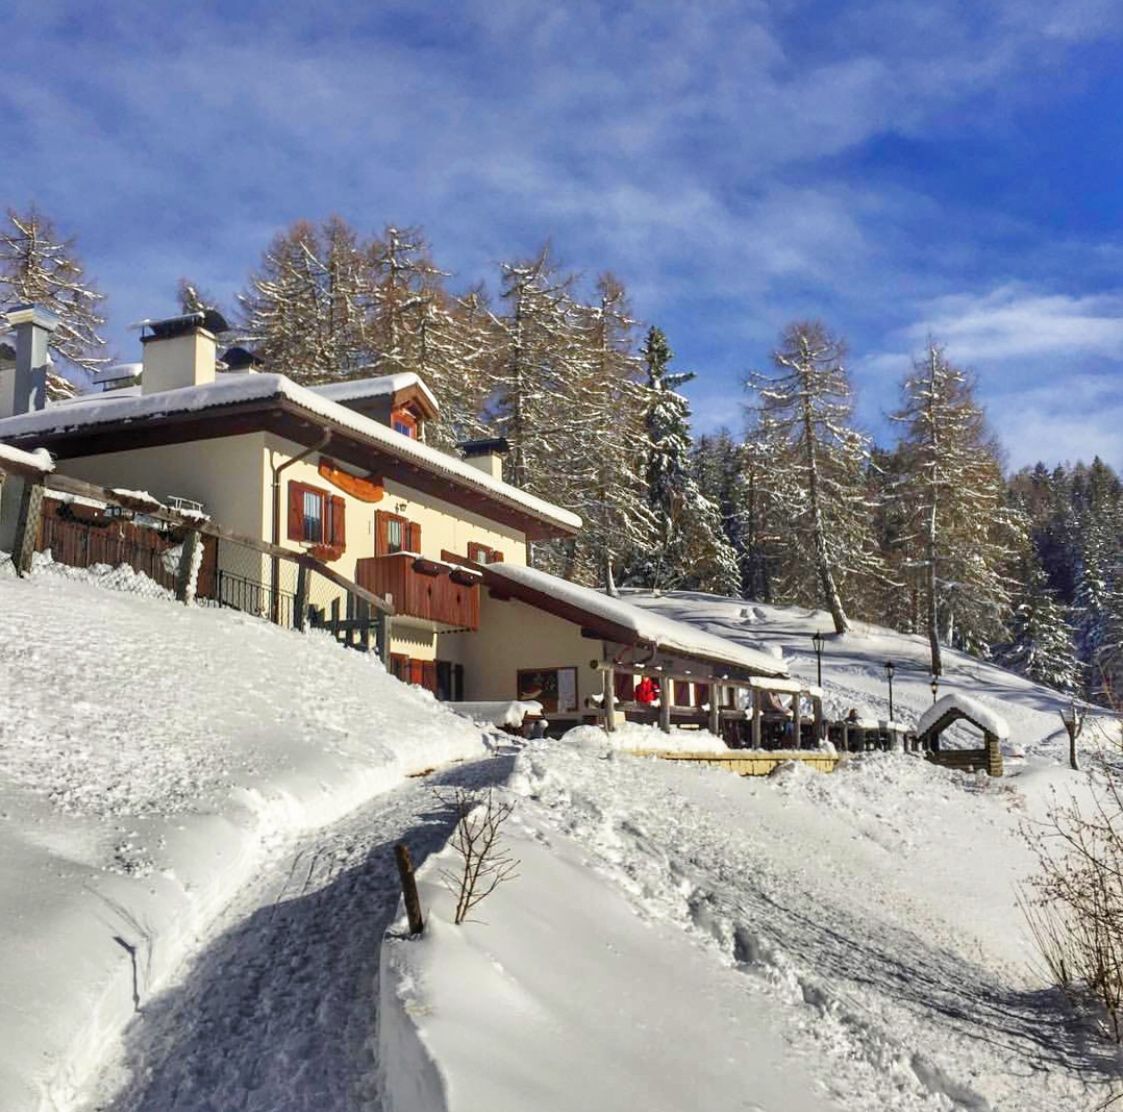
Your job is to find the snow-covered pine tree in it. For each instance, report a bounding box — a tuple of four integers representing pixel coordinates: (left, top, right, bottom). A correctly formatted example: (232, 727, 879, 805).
(413, 284, 500, 449)
(238, 216, 375, 383)
(997, 556, 1080, 693)
(625, 326, 739, 594)
(369, 225, 447, 378)
(489, 248, 583, 495)
(694, 431, 760, 595)
(559, 275, 655, 587)
(0, 206, 108, 398)
(891, 341, 1024, 675)
(745, 321, 881, 634)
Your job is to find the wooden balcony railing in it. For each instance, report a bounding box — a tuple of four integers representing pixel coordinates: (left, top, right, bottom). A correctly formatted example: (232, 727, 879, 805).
(355, 552, 480, 630)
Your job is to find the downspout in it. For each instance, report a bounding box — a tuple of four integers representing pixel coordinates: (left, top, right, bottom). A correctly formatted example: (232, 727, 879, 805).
(270, 430, 332, 623)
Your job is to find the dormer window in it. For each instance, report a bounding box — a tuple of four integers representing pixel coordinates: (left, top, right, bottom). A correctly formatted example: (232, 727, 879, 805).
(391, 405, 420, 439)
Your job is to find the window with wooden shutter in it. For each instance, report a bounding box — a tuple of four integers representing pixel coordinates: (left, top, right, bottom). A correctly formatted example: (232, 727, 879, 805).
(407, 522, 422, 553)
(409, 659, 425, 686)
(376, 510, 413, 556)
(328, 495, 346, 549)
(287, 482, 305, 541)
(421, 660, 438, 693)
(468, 542, 503, 564)
(288, 481, 330, 544)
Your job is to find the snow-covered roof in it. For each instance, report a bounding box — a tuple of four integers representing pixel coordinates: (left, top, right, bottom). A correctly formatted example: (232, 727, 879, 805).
(91, 362, 143, 386)
(916, 693, 1010, 740)
(309, 372, 440, 414)
(0, 373, 580, 533)
(485, 563, 787, 677)
(0, 442, 53, 474)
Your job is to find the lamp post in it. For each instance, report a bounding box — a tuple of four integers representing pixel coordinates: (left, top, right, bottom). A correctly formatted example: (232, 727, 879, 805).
(929, 675, 939, 704)
(884, 661, 895, 721)
(811, 631, 825, 687)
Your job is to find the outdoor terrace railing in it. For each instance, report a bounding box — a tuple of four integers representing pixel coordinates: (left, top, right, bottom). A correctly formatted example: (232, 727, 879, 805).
(355, 552, 479, 630)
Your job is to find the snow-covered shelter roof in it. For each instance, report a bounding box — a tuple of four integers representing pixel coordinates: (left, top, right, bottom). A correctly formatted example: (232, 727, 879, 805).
(916, 693, 1010, 740)
(0, 373, 580, 536)
(309, 372, 439, 414)
(0, 442, 53, 475)
(91, 362, 143, 387)
(482, 563, 788, 677)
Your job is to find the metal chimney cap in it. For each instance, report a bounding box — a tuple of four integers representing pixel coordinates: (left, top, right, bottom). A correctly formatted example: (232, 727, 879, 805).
(135, 308, 229, 342)
(458, 437, 510, 458)
(4, 304, 60, 333)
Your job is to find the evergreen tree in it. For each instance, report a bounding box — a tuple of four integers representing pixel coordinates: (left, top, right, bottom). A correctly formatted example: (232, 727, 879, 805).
(997, 557, 1080, 692)
(625, 327, 739, 594)
(238, 216, 375, 382)
(891, 341, 1023, 674)
(0, 206, 108, 398)
(745, 321, 881, 633)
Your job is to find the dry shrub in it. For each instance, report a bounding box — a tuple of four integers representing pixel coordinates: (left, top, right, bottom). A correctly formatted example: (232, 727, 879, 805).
(435, 788, 519, 925)
(1024, 773, 1123, 1042)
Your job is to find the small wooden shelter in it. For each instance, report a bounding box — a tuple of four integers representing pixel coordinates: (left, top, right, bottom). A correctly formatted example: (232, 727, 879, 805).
(916, 693, 1007, 777)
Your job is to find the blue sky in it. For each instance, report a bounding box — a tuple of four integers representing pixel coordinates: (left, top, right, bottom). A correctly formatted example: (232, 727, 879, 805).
(4, 0, 1123, 468)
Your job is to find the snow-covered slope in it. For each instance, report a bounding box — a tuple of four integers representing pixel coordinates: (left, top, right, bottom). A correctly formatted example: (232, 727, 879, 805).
(381, 591, 1121, 1111)
(0, 566, 488, 1111)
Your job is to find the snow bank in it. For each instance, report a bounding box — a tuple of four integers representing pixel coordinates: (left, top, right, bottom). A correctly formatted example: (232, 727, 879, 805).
(0, 572, 488, 1111)
(379, 789, 832, 1112)
(447, 699, 543, 729)
(917, 691, 1011, 740)
(380, 742, 1111, 1111)
(560, 720, 730, 754)
(487, 563, 787, 676)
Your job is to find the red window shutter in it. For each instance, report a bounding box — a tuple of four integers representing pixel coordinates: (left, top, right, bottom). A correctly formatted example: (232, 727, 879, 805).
(330, 496, 346, 550)
(467, 542, 480, 562)
(422, 661, 437, 693)
(614, 672, 634, 701)
(287, 482, 304, 541)
(673, 680, 691, 707)
(390, 654, 408, 681)
(408, 522, 421, 553)
(409, 659, 424, 686)
(694, 683, 710, 708)
(491, 549, 504, 562)
(375, 511, 388, 556)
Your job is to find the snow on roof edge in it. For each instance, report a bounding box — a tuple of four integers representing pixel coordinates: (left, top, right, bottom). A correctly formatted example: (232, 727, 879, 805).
(309, 372, 440, 413)
(0, 374, 579, 532)
(487, 563, 787, 677)
(0, 442, 53, 474)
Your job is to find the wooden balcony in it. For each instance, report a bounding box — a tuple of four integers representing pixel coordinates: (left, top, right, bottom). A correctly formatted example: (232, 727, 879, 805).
(355, 552, 480, 630)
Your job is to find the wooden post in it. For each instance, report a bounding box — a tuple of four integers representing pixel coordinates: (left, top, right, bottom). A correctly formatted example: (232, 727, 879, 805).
(708, 682, 720, 738)
(791, 692, 802, 750)
(751, 688, 762, 749)
(358, 597, 371, 651)
(345, 592, 356, 648)
(394, 843, 425, 935)
(985, 732, 1004, 778)
(330, 597, 341, 639)
(377, 614, 391, 663)
(13, 478, 44, 577)
(175, 529, 202, 604)
(659, 686, 671, 734)
(293, 562, 308, 631)
(813, 696, 824, 744)
(603, 666, 616, 732)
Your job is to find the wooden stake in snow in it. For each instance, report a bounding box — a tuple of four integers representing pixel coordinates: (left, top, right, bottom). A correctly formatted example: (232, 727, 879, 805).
(394, 842, 425, 936)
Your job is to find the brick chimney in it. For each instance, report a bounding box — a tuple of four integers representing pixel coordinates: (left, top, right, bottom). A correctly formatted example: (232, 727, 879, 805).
(140, 309, 227, 395)
(0, 304, 59, 418)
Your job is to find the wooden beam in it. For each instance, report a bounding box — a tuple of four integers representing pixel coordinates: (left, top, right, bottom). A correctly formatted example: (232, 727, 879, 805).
(13, 478, 44, 577)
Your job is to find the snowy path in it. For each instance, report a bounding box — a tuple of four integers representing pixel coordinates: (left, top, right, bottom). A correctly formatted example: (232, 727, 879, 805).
(80, 756, 514, 1112)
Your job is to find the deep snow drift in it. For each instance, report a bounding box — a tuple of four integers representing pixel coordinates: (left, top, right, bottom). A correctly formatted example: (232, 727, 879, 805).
(381, 592, 1123, 1112)
(0, 563, 488, 1111)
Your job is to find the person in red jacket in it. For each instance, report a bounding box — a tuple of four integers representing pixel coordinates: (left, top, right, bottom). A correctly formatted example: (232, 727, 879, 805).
(634, 675, 661, 705)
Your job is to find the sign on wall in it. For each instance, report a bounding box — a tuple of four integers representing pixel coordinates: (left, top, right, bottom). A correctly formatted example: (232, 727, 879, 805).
(517, 666, 578, 714)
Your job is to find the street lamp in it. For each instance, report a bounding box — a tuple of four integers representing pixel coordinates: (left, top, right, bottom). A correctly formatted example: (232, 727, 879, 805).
(929, 674, 940, 704)
(884, 660, 895, 721)
(811, 631, 825, 687)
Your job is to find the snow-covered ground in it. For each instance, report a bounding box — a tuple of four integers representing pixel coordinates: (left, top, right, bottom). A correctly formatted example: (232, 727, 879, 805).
(0, 563, 489, 1111)
(382, 592, 1123, 1111)
(5, 572, 1122, 1110)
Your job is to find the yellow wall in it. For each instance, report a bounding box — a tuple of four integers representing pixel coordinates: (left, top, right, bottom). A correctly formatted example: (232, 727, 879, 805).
(438, 589, 600, 718)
